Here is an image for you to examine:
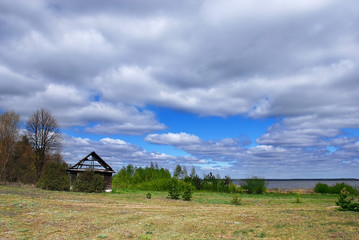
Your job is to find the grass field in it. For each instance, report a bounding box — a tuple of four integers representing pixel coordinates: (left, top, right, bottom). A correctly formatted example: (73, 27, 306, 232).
(1, 184, 358, 239)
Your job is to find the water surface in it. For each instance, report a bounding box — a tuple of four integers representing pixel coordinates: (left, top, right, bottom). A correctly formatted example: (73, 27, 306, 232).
(232, 179, 359, 190)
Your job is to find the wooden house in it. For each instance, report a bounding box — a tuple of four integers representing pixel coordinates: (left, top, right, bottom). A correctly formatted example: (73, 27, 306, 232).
(67, 151, 115, 192)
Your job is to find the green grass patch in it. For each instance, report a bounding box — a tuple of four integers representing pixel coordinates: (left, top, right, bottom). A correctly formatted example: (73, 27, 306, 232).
(1, 184, 359, 239)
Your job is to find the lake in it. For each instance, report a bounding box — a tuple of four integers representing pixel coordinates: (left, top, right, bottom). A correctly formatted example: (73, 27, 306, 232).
(232, 179, 359, 190)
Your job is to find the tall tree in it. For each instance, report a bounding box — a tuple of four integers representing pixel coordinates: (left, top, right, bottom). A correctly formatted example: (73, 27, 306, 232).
(190, 166, 196, 179)
(0, 111, 20, 180)
(26, 109, 62, 179)
(182, 165, 188, 178)
(173, 164, 183, 179)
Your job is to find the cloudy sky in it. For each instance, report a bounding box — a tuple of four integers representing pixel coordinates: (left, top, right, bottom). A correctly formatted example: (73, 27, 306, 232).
(1, 0, 359, 178)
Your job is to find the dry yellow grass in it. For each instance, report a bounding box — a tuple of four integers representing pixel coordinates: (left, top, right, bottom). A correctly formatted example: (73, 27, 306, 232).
(1, 184, 358, 239)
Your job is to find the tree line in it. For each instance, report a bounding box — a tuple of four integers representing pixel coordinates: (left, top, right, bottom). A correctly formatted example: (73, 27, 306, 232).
(113, 163, 238, 193)
(0, 109, 63, 183)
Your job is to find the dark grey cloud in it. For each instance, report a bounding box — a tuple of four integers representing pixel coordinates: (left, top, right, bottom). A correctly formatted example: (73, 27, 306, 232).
(1, 0, 358, 117)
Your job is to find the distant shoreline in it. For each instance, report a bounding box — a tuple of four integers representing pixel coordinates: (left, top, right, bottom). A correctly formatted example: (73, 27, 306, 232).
(232, 178, 359, 181)
(232, 178, 359, 190)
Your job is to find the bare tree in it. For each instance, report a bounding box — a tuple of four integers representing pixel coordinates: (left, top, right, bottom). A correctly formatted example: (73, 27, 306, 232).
(0, 111, 20, 180)
(26, 109, 62, 179)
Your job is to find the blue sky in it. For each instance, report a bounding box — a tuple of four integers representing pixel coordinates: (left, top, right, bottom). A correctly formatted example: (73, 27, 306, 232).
(1, 0, 359, 178)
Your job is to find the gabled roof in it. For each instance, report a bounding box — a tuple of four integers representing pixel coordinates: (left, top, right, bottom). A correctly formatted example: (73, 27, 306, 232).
(67, 151, 115, 173)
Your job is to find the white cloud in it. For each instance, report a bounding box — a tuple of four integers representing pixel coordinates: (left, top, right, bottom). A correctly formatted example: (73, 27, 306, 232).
(2, 0, 359, 119)
(1, 0, 359, 177)
(62, 134, 206, 173)
(0, 64, 45, 96)
(0, 82, 166, 135)
(200, 0, 334, 26)
(65, 102, 167, 135)
(145, 132, 202, 145)
(143, 130, 359, 178)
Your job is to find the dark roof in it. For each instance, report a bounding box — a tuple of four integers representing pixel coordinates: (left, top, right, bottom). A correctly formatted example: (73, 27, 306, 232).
(67, 151, 115, 173)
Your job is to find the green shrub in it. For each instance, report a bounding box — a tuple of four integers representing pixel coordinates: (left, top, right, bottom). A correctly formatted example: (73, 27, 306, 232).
(192, 174, 202, 190)
(336, 188, 359, 211)
(139, 179, 170, 191)
(73, 170, 105, 193)
(182, 183, 193, 201)
(314, 182, 358, 195)
(314, 183, 330, 194)
(295, 192, 302, 203)
(241, 177, 267, 194)
(36, 163, 70, 191)
(228, 182, 241, 193)
(146, 192, 152, 199)
(112, 168, 131, 189)
(331, 183, 358, 195)
(231, 194, 242, 205)
(168, 177, 181, 199)
(336, 188, 353, 210)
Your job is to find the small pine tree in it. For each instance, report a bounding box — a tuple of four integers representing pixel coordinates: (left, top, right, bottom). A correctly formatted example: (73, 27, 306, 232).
(193, 174, 202, 190)
(182, 183, 193, 201)
(295, 192, 302, 203)
(231, 194, 242, 205)
(336, 188, 353, 210)
(241, 176, 267, 194)
(168, 177, 181, 199)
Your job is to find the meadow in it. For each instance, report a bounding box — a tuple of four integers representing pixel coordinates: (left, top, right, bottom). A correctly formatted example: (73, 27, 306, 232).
(1, 184, 359, 239)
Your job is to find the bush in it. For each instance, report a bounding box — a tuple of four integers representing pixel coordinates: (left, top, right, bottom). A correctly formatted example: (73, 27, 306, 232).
(73, 170, 105, 193)
(201, 172, 218, 191)
(146, 192, 152, 199)
(231, 194, 242, 205)
(314, 183, 330, 194)
(240, 176, 267, 194)
(182, 183, 193, 201)
(192, 174, 202, 190)
(314, 182, 358, 195)
(112, 165, 172, 191)
(228, 182, 241, 193)
(331, 183, 358, 195)
(295, 192, 302, 203)
(138, 179, 170, 191)
(36, 163, 70, 191)
(168, 177, 181, 199)
(336, 188, 359, 211)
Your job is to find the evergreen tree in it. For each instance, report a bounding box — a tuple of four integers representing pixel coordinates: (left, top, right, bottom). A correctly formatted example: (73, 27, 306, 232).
(190, 166, 196, 179)
(193, 174, 202, 190)
(168, 177, 180, 199)
(182, 183, 193, 201)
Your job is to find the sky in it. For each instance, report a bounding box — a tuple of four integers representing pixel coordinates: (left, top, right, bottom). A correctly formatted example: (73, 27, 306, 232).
(0, 0, 359, 178)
